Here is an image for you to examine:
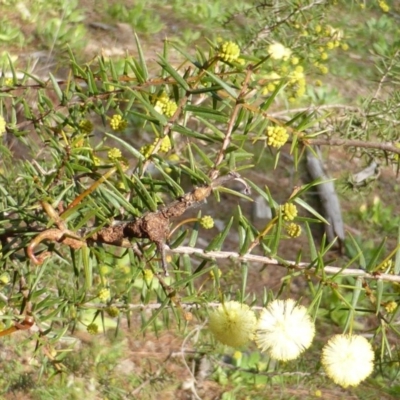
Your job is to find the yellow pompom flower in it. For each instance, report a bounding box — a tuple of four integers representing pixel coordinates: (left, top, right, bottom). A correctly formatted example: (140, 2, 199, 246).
(321, 334, 374, 388)
(143, 269, 154, 284)
(266, 126, 289, 148)
(140, 143, 156, 158)
(0, 115, 6, 137)
(3, 78, 13, 86)
(326, 41, 335, 50)
(384, 301, 397, 313)
(110, 114, 127, 131)
(87, 323, 99, 335)
(281, 203, 298, 221)
(268, 42, 291, 60)
(200, 215, 214, 229)
(108, 147, 122, 160)
(154, 94, 178, 118)
(208, 301, 257, 348)
(218, 41, 241, 63)
(159, 135, 172, 153)
(255, 299, 315, 361)
(97, 288, 111, 303)
(92, 156, 102, 166)
(0, 272, 10, 284)
(285, 222, 301, 238)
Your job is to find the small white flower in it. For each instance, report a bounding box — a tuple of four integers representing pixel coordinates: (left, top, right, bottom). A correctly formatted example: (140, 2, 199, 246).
(321, 334, 374, 388)
(208, 301, 257, 348)
(255, 299, 315, 361)
(268, 42, 292, 60)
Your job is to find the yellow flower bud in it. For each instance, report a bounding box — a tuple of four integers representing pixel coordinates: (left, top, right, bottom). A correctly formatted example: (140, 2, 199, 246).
(97, 288, 111, 303)
(281, 203, 298, 221)
(200, 215, 214, 229)
(110, 114, 127, 131)
(87, 323, 99, 335)
(218, 41, 241, 63)
(108, 148, 122, 160)
(286, 222, 301, 238)
(266, 126, 289, 148)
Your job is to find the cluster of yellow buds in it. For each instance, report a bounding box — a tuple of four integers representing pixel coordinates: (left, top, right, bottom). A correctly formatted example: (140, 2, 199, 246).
(200, 215, 214, 229)
(384, 300, 397, 313)
(140, 136, 172, 158)
(97, 287, 111, 303)
(78, 119, 93, 134)
(87, 322, 99, 335)
(0, 272, 10, 284)
(311, 24, 348, 72)
(285, 222, 302, 238)
(105, 306, 120, 318)
(281, 203, 298, 221)
(261, 72, 281, 95)
(378, 0, 389, 12)
(209, 268, 222, 280)
(143, 269, 154, 284)
(218, 41, 241, 63)
(107, 147, 122, 160)
(154, 93, 178, 118)
(287, 67, 307, 100)
(2, 77, 13, 86)
(92, 155, 102, 166)
(266, 126, 289, 148)
(110, 114, 127, 131)
(378, 259, 393, 272)
(314, 62, 329, 74)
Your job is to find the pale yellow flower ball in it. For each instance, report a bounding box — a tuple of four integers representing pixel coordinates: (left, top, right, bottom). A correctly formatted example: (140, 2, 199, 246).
(268, 42, 292, 60)
(321, 334, 374, 388)
(208, 301, 257, 348)
(255, 299, 315, 361)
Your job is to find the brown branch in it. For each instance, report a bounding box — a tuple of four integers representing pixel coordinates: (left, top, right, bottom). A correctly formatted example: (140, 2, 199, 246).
(27, 173, 244, 274)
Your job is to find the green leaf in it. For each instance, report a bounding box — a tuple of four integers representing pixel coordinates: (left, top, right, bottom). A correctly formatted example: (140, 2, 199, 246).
(134, 32, 149, 81)
(206, 217, 233, 251)
(186, 105, 229, 124)
(158, 55, 190, 91)
(131, 174, 158, 212)
(294, 197, 329, 225)
(49, 73, 63, 103)
(105, 132, 144, 160)
(204, 70, 238, 99)
(153, 162, 185, 197)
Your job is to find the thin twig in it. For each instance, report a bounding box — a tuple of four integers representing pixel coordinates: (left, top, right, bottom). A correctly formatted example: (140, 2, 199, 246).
(268, 104, 362, 117)
(166, 246, 400, 283)
(306, 138, 400, 155)
(210, 68, 254, 180)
